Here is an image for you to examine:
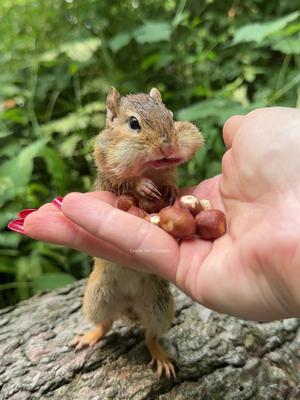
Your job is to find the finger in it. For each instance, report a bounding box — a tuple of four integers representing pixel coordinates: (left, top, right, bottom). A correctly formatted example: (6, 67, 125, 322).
(57, 191, 117, 206)
(23, 209, 136, 267)
(178, 185, 198, 196)
(38, 203, 60, 212)
(223, 115, 244, 149)
(179, 176, 224, 210)
(177, 177, 224, 215)
(61, 192, 179, 282)
(83, 191, 117, 204)
(25, 191, 117, 214)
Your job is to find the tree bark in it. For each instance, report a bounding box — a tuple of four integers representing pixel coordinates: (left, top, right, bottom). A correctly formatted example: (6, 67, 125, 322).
(0, 281, 299, 400)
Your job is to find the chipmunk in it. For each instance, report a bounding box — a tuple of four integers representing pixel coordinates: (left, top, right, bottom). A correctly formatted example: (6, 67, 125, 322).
(70, 87, 204, 378)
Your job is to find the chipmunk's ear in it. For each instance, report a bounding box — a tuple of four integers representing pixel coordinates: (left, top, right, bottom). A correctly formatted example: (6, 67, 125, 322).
(149, 87, 162, 102)
(106, 87, 120, 125)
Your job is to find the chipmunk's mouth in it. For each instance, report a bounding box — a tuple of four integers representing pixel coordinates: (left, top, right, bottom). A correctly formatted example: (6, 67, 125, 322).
(147, 157, 184, 169)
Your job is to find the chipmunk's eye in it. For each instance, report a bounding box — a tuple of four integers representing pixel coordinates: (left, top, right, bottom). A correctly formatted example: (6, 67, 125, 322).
(129, 116, 141, 132)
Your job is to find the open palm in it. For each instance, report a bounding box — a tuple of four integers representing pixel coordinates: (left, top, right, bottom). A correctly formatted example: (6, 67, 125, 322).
(24, 108, 300, 320)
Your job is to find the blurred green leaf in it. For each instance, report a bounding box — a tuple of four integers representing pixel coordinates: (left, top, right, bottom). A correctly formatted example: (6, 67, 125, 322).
(42, 102, 103, 136)
(0, 206, 19, 229)
(42, 112, 89, 135)
(34, 243, 67, 265)
(59, 134, 82, 157)
(0, 139, 47, 206)
(0, 232, 21, 248)
(0, 249, 19, 256)
(16, 255, 43, 281)
(83, 101, 105, 114)
(16, 256, 42, 300)
(109, 32, 132, 52)
(61, 37, 102, 62)
(233, 11, 300, 44)
(194, 147, 208, 169)
(0, 257, 18, 273)
(134, 21, 172, 44)
(1, 108, 28, 125)
(39, 49, 60, 63)
(177, 99, 247, 125)
(272, 37, 300, 54)
(0, 131, 12, 140)
(40, 146, 68, 192)
(0, 84, 20, 97)
(32, 272, 76, 292)
(205, 160, 222, 178)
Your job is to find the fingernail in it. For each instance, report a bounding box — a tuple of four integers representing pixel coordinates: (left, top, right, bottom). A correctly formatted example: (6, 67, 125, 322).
(18, 209, 37, 219)
(52, 197, 64, 209)
(7, 219, 25, 234)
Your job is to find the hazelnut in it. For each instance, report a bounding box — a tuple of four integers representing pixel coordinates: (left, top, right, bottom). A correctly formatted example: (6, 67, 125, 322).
(195, 209, 226, 240)
(158, 206, 196, 240)
(116, 194, 137, 211)
(199, 199, 213, 210)
(178, 195, 203, 216)
(127, 206, 147, 219)
(144, 213, 160, 225)
(138, 197, 168, 213)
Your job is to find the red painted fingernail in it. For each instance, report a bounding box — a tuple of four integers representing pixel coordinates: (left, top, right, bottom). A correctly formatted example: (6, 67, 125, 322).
(7, 219, 25, 234)
(52, 197, 64, 209)
(18, 209, 37, 219)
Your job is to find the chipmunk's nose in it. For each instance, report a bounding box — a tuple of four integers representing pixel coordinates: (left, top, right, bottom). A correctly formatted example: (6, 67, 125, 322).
(160, 143, 174, 157)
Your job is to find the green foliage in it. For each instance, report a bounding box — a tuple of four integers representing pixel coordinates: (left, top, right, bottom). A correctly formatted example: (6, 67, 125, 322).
(134, 21, 172, 43)
(0, 0, 299, 307)
(33, 272, 76, 292)
(0, 139, 48, 207)
(233, 11, 300, 44)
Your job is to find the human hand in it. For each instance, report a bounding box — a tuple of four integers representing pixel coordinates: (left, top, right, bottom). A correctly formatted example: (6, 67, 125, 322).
(12, 107, 300, 321)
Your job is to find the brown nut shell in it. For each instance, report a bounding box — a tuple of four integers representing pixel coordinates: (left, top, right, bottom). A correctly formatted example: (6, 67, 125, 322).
(158, 206, 196, 240)
(195, 209, 226, 240)
(138, 197, 169, 213)
(178, 195, 203, 216)
(144, 213, 160, 225)
(116, 194, 137, 211)
(127, 206, 147, 219)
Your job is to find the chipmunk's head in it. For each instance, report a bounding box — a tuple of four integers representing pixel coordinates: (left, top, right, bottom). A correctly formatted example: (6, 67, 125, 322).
(94, 87, 204, 178)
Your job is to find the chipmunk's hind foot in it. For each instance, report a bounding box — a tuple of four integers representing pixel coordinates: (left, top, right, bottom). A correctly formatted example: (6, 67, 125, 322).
(147, 337, 176, 379)
(69, 322, 112, 351)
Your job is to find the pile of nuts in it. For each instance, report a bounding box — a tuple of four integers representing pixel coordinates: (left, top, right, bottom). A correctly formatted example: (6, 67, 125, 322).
(116, 194, 227, 241)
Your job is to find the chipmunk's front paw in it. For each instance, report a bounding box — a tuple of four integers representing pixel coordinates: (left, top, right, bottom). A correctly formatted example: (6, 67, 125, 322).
(162, 185, 178, 205)
(136, 178, 162, 200)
